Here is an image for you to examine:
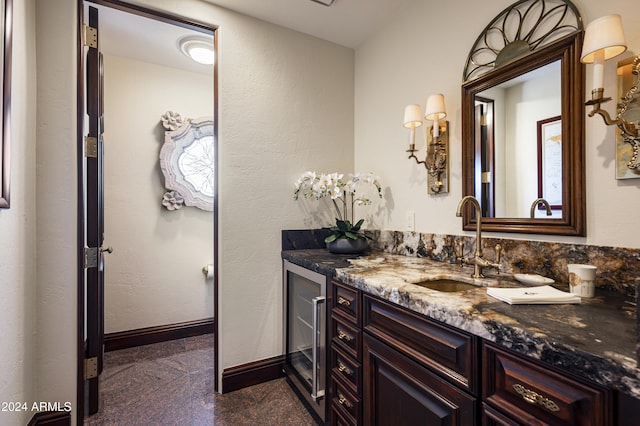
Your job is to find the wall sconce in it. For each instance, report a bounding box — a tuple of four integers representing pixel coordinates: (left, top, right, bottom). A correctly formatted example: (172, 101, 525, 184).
(404, 94, 449, 194)
(581, 14, 640, 171)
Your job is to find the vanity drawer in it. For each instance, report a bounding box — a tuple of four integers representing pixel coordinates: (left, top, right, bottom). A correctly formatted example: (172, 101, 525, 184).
(482, 342, 611, 426)
(331, 345, 361, 394)
(481, 403, 521, 426)
(332, 313, 361, 359)
(332, 280, 360, 325)
(331, 376, 361, 425)
(363, 294, 477, 393)
(331, 403, 355, 426)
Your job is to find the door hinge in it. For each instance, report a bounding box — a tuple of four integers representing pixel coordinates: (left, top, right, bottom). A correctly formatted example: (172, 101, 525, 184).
(84, 357, 98, 380)
(85, 136, 98, 158)
(83, 24, 98, 49)
(84, 247, 98, 268)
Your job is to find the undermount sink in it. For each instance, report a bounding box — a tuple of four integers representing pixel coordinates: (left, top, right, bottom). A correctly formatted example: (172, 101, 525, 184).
(410, 279, 480, 292)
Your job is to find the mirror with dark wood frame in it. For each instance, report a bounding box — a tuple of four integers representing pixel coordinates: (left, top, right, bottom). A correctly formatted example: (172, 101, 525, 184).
(461, 0, 586, 236)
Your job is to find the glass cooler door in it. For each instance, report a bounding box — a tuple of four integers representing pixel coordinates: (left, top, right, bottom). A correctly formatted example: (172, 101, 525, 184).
(285, 264, 326, 403)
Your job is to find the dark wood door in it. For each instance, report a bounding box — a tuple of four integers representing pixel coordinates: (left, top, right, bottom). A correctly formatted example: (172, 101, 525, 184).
(474, 97, 495, 218)
(363, 334, 476, 425)
(83, 4, 105, 416)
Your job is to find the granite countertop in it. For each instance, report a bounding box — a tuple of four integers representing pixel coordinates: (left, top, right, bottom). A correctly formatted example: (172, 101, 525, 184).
(282, 249, 640, 399)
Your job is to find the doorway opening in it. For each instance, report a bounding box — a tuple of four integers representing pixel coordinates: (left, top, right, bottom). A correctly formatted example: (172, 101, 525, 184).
(77, 0, 218, 421)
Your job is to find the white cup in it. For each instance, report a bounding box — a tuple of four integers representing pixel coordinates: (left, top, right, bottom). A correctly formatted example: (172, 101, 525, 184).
(567, 264, 597, 298)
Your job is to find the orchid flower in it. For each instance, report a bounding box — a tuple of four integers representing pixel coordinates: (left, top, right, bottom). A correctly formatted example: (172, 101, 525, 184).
(293, 171, 383, 235)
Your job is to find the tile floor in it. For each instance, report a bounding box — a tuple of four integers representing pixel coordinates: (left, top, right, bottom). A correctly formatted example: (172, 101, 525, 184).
(85, 334, 317, 425)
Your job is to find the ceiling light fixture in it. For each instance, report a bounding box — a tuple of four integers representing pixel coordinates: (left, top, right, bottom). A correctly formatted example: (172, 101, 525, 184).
(310, 0, 335, 6)
(179, 37, 215, 65)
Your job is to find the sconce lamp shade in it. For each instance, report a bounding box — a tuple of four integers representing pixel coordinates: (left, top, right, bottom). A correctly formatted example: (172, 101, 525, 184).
(403, 104, 424, 128)
(425, 94, 447, 121)
(581, 14, 627, 63)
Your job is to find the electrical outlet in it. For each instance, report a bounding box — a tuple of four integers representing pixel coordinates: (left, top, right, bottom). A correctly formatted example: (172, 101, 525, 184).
(406, 211, 415, 231)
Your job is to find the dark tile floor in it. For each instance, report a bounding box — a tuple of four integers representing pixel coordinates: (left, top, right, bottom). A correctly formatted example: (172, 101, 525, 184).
(85, 334, 317, 425)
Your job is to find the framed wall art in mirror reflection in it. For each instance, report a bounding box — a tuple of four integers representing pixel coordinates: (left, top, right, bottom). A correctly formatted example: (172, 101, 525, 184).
(0, 0, 12, 209)
(537, 116, 562, 209)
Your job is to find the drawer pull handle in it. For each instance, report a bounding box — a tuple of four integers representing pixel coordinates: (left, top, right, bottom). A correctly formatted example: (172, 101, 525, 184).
(337, 296, 352, 307)
(337, 362, 352, 376)
(338, 393, 353, 409)
(513, 383, 560, 412)
(337, 330, 352, 342)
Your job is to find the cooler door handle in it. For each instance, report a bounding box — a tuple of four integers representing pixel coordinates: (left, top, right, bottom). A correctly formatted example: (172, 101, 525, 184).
(311, 296, 326, 401)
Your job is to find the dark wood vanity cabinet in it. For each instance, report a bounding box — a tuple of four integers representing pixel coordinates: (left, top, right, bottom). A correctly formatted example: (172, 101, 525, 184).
(328, 279, 616, 426)
(329, 280, 478, 425)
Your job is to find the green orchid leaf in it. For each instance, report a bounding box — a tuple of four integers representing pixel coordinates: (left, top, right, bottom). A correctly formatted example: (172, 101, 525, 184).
(352, 218, 364, 231)
(324, 234, 338, 243)
(337, 220, 349, 232)
(345, 231, 359, 240)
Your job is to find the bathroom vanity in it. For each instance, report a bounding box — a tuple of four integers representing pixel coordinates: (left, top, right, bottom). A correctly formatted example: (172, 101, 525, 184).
(281, 249, 639, 425)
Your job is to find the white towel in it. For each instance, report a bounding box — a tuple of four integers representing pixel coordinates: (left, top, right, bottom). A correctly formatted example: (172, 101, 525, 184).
(487, 285, 581, 305)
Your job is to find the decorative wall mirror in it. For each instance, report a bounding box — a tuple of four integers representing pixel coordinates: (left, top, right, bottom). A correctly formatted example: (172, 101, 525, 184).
(461, 0, 586, 235)
(159, 111, 214, 211)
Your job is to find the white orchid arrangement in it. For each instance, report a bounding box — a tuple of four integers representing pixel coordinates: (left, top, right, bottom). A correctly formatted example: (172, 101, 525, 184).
(293, 171, 382, 243)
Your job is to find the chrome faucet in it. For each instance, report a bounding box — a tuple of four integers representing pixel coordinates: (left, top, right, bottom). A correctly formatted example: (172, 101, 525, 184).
(530, 198, 552, 218)
(455, 195, 502, 278)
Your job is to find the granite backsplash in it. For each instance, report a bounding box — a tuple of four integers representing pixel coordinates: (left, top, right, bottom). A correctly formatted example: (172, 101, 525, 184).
(365, 230, 640, 299)
(282, 229, 640, 298)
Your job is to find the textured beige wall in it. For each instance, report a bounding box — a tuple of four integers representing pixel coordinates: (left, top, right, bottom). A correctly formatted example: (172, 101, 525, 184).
(0, 0, 37, 424)
(212, 8, 354, 389)
(35, 0, 77, 421)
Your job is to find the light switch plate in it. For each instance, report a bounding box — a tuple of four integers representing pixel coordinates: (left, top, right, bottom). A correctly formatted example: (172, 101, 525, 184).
(406, 211, 415, 231)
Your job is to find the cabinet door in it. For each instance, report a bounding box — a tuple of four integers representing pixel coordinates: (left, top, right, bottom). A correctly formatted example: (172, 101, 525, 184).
(363, 334, 476, 425)
(363, 294, 477, 393)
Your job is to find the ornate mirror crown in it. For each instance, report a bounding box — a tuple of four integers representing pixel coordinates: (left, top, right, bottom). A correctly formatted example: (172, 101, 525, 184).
(463, 0, 582, 82)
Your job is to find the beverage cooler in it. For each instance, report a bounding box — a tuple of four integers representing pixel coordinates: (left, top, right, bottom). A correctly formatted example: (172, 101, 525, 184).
(283, 260, 327, 422)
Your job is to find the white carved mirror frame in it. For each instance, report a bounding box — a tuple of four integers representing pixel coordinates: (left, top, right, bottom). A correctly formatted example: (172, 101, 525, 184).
(159, 111, 214, 211)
